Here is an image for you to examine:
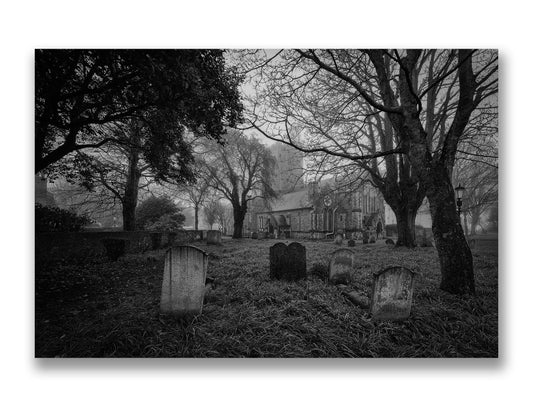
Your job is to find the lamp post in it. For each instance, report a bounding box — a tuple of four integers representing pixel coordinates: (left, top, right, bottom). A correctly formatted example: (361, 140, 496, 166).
(455, 184, 465, 215)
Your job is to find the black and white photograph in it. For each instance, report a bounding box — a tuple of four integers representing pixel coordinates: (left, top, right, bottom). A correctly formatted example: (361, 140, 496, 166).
(4, 0, 533, 405)
(34, 48, 498, 358)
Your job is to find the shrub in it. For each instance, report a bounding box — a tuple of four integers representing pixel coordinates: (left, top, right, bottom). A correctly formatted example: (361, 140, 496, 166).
(136, 196, 183, 230)
(35, 203, 91, 232)
(145, 213, 185, 232)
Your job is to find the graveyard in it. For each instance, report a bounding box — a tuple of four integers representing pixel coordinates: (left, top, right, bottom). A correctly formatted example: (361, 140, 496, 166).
(35, 237, 498, 358)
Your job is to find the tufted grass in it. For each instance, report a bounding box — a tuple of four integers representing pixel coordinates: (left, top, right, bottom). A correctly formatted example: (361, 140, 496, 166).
(35, 237, 498, 357)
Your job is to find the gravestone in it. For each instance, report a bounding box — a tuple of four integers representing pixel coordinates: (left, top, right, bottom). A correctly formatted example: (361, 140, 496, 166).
(206, 230, 222, 245)
(251, 232, 258, 239)
(385, 238, 395, 245)
(274, 229, 279, 239)
(160, 245, 208, 317)
(329, 249, 355, 285)
(370, 266, 416, 321)
(269, 242, 306, 281)
(334, 233, 343, 245)
(347, 239, 355, 247)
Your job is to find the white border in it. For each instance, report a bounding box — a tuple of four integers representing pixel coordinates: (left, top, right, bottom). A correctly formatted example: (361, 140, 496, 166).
(1, 1, 529, 406)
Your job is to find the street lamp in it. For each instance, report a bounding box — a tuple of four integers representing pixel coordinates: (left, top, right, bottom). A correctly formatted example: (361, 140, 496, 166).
(455, 184, 465, 214)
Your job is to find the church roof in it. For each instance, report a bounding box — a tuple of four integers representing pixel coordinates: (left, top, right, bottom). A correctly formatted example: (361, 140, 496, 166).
(258, 189, 312, 213)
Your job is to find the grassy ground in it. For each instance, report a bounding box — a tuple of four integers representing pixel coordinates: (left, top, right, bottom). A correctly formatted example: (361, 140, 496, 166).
(35, 237, 498, 358)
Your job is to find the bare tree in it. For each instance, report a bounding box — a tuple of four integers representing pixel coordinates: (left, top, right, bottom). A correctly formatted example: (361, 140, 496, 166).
(240, 49, 497, 294)
(201, 129, 277, 238)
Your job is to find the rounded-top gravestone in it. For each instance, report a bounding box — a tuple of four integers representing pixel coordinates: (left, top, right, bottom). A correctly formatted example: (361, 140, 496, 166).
(269, 242, 306, 281)
(370, 266, 416, 321)
(329, 248, 355, 285)
(334, 233, 343, 245)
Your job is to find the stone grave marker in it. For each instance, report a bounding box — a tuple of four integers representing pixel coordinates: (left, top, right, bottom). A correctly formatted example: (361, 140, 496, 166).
(347, 239, 355, 247)
(160, 245, 208, 317)
(334, 233, 343, 245)
(370, 266, 416, 321)
(329, 248, 355, 285)
(251, 232, 258, 239)
(206, 230, 222, 245)
(269, 242, 306, 281)
(385, 238, 395, 245)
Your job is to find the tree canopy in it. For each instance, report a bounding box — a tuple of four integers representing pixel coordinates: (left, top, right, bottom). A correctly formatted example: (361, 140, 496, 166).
(36, 49, 243, 180)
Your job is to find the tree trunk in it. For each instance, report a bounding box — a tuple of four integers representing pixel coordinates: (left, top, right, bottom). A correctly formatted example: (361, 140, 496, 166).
(426, 166, 475, 294)
(393, 206, 417, 247)
(122, 147, 141, 231)
(194, 204, 199, 230)
(232, 206, 246, 239)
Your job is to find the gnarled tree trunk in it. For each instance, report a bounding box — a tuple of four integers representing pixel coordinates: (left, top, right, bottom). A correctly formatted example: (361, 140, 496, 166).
(426, 165, 475, 294)
(232, 206, 246, 239)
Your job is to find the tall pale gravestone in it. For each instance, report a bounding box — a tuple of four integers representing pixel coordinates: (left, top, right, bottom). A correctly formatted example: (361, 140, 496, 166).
(269, 242, 306, 281)
(206, 230, 222, 245)
(329, 249, 355, 285)
(160, 245, 208, 317)
(334, 233, 343, 245)
(370, 266, 416, 321)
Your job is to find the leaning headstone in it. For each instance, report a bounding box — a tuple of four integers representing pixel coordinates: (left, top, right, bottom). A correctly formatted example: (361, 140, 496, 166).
(329, 249, 355, 285)
(269, 242, 306, 281)
(160, 245, 208, 317)
(334, 233, 343, 245)
(342, 291, 370, 309)
(206, 230, 222, 245)
(370, 266, 416, 321)
(347, 239, 355, 247)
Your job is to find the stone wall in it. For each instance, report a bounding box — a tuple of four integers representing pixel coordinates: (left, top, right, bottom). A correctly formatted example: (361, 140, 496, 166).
(35, 230, 205, 265)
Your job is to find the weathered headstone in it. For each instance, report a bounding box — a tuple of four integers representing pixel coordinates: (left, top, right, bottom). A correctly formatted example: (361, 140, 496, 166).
(251, 232, 258, 239)
(329, 249, 355, 285)
(274, 229, 279, 239)
(269, 242, 306, 281)
(347, 239, 355, 247)
(160, 245, 208, 317)
(334, 233, 343, 245)
(385, 238, 395, 245)
(206, 230, 222, 245)
(370, 266, 416, 321)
